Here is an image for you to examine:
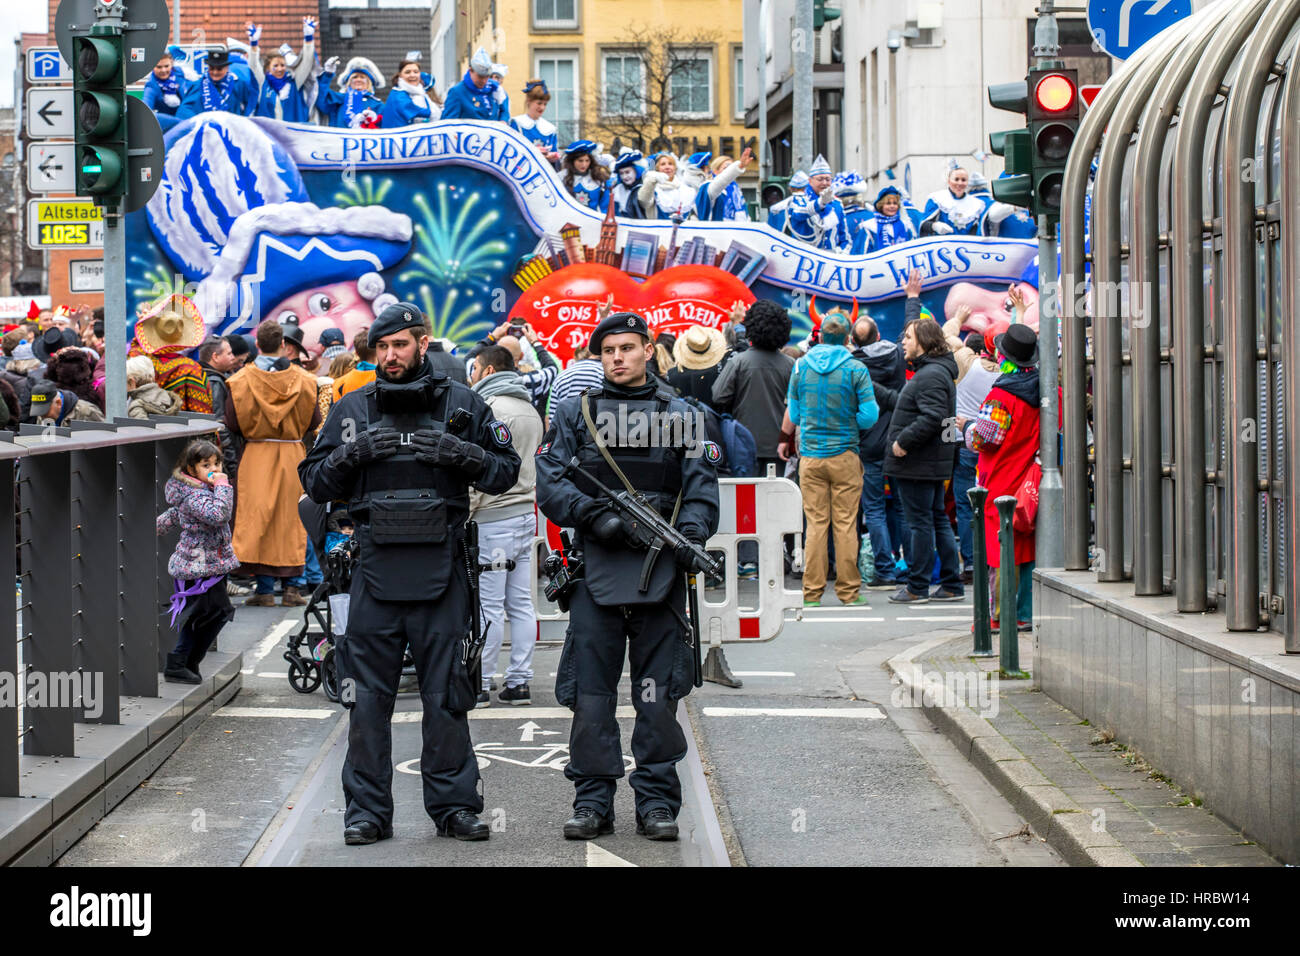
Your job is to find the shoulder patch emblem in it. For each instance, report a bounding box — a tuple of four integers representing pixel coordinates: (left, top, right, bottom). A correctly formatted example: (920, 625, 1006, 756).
(536, 440, 552, 456)
(490, 420, 512, 448)
(702, 440, 722, 465)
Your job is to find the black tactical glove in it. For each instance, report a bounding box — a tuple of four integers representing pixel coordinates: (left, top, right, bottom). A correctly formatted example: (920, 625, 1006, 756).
(329, 426, 400, 470)
(674, 536, 713, 573)
(411, 427, 487, 477)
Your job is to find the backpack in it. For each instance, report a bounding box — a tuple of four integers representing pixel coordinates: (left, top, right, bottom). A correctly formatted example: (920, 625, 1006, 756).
(719, 413, 757, 478)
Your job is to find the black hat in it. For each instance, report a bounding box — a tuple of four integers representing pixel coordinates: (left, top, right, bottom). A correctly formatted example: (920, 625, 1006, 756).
(318, 327, 345, 348)
(280, 321, 306, 353)
(33, 327, 76, 363)
(369, 301, 428, 343)
(225, 332, 251, 356)
(993, 323, 1039, 367)
(588, 311, 650, 353)
(207, 49, 231, 69)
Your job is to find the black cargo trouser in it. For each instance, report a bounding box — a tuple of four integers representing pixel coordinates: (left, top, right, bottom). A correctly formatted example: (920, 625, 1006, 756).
(555, 577, 693, 820)
(335, 570, 482, 831)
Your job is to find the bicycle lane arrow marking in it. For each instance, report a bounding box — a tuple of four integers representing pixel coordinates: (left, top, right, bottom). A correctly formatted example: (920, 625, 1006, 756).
(519, 720, 561, 742)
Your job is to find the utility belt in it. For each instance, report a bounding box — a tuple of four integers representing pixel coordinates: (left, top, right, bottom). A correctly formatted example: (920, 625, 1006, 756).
(355, 488, 457, 546)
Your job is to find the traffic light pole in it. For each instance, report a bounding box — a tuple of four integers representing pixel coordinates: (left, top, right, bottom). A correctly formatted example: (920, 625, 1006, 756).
(1033, 0, 1065, 570)
(793, 0, 814, 174)
(103, 210, 127, 421)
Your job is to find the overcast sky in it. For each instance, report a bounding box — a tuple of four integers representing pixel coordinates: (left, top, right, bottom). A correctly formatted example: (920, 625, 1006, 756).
(3, 0, 53, 109)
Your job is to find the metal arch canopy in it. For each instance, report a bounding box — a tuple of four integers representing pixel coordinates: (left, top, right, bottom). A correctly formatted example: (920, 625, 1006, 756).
(54, 0, 170, 85)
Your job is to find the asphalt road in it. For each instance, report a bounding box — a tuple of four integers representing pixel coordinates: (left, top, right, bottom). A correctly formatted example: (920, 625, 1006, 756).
(59, 581, 1061, 867)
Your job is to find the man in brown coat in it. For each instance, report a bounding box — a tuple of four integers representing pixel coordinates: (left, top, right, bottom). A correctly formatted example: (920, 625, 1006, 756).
(225, 319, 320, 606)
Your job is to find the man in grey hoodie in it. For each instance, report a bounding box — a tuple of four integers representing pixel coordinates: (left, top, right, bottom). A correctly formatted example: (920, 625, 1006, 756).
(469, 345, 545, 705)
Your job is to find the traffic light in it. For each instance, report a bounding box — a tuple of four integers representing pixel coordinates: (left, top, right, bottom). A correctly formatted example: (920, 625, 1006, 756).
(988, 79, 1033, 210)
(761, 177, 790, 207)
(1027, 67, 1080, 218)
(72, 29, 127, 204)
(813, 0, 841, 30)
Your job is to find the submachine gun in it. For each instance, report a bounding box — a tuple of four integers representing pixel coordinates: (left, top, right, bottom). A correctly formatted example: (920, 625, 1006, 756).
(562, 456, 721, 688)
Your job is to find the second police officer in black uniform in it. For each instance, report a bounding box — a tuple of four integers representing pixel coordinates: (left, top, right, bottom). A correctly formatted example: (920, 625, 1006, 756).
(536, 312, 721, 841)
(299, 302, 520, 846)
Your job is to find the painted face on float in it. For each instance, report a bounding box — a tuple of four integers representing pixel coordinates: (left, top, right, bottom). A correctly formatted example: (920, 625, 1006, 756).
(271, 280, 373, 352)
(619, 167, 637, 186)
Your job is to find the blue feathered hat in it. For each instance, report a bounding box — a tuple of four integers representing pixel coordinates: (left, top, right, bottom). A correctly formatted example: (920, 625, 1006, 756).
(565, 140, 598, 155)
(874, 185, 902, 208)
(833, 170, 864, 197)
(685, 151, 712, 170)
(614, 149, 644, 171)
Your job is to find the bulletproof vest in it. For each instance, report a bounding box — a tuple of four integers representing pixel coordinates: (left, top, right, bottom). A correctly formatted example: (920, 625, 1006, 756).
(572, 385, 694, 607)
(348, 370, 468, 602)
(573, 387, 686, 518)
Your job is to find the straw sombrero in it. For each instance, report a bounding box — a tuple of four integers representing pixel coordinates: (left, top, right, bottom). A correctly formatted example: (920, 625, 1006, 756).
(672, 325, 727, 370)
(135, 293, 206, 353)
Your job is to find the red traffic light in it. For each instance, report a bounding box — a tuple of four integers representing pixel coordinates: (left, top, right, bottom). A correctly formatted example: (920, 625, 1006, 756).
(1034, 73, 1077, 113)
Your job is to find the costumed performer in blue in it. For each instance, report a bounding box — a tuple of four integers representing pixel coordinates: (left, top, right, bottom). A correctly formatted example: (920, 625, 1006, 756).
(317, 56, 385, 128)
(977, 172, 1038, 238)
(850, 185, 920, 254)
(764, 168, 806, 234)
(245, 18, 316, 123)
(919, 162, 992, 236)
(637, 152, 697, 220)
(144, 52, 186, 120)
(609, 149, 647, 219)
(490, 63, 511, 122)
(176, 47, 257, 120)
(562, 141, 610, 212)
(146, 112, 411, 350)
(834, 170, 873, 247)
(510, 80, 560, 166)
(440, 47, 503, 121)
(382, 58, 441, 126)
(785, 154, 850, 250)
(695, 148, 754, 222)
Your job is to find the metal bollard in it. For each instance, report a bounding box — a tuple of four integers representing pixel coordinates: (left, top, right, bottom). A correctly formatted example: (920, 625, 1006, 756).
(994, 495, 1021, 675)
(967, 486, 994, 657)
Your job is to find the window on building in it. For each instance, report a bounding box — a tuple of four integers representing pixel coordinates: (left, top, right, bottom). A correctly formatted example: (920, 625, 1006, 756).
(534, 0, 577, 29)
(669, 48, 713, 120)
(536, 51, 580, 143)
(733, 47, 744, 120)
(602, 52, 644, 116)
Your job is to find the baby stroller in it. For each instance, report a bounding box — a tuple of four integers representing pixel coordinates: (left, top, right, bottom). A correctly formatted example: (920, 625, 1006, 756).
(284, 498, 357, 702)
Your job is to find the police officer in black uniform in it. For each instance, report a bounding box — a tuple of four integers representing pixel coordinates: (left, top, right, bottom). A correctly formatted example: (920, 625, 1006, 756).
(536, 312, 720, 841)
(299, 303, 520, 845)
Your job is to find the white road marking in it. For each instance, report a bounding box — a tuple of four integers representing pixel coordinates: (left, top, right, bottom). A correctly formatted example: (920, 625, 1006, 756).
(906, 604, 972, 610)
(519, 720, 560, 742)
(906, 616, 974, 622)
(391, 706, 635, 721)
(701, 706, 886, 719)
(216, 706, 333, 719)
(587, 843, 637, 867)
(784, 616, 884, 623)
(240, 619, 299, 673)
(731, 671, 795, 677)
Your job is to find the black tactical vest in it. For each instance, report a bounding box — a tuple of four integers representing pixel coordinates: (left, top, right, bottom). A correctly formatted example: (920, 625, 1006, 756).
(572, 384, 694, 606)
(349, 368, 467, 603)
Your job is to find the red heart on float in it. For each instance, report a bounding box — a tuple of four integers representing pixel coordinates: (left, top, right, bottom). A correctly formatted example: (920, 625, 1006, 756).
(510, 263, 756, 362)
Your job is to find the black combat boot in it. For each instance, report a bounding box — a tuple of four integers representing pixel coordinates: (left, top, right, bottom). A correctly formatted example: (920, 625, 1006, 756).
(344, 821, 393, 845)
(437, 810, 490, 841)
(563, 807, 614, 840)
(636, 807, 679, 841)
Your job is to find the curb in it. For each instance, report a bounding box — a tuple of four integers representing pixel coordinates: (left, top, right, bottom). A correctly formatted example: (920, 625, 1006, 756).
(885, 634, 1141, 868)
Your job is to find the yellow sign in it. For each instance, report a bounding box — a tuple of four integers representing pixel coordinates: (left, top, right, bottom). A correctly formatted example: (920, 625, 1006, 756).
(26, 199, 105, 250)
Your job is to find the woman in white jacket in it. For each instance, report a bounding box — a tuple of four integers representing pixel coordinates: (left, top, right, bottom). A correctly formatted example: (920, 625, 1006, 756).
(637, 153, 697, 220)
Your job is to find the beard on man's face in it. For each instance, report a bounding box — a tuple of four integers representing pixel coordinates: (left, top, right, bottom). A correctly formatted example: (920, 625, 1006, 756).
(377, 350, 424, 383)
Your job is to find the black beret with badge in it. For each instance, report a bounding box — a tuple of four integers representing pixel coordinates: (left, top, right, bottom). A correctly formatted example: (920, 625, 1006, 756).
(369, 301, 429, 343)
(588, 311, 651, 353)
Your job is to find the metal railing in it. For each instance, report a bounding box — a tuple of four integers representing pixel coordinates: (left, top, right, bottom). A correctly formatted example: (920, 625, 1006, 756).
(1060, 0, 1300, 652)
(1, 416, 219, 797)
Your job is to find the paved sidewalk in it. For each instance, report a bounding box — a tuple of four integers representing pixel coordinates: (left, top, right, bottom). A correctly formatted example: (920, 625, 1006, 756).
(887, 630, 1280, 867)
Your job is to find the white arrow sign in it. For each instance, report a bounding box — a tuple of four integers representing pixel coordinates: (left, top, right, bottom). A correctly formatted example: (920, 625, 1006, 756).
(1118, 0, 1176, 48)
(25, 88, 75, 139)
(518, 721, 560, 742)
(27, 143, 76, 193)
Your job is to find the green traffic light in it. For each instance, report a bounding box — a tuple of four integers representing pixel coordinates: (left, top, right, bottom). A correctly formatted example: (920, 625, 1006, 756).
(77, 91, 122, 136)
(78, 145, 122, 194)
(75, 37, 121, 83)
